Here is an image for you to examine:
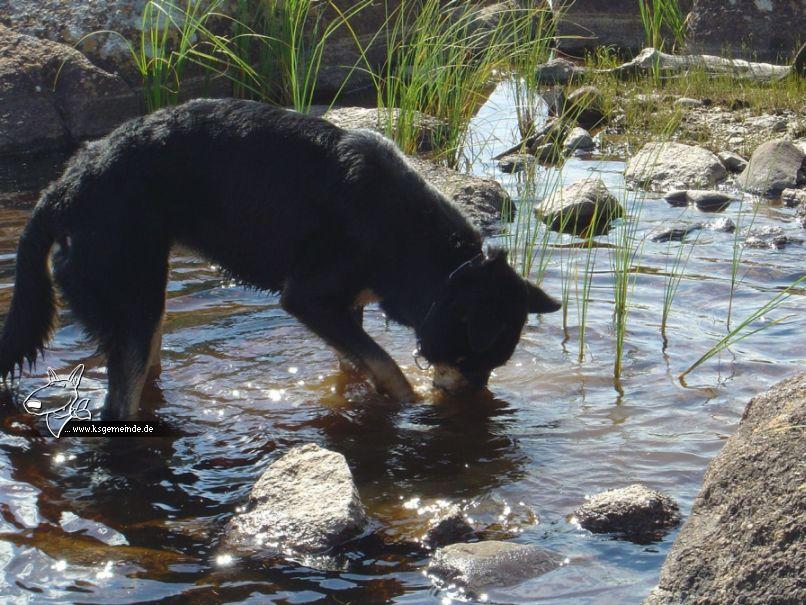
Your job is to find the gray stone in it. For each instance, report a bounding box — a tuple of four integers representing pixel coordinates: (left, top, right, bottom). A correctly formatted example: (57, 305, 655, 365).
(743, 226, 802, 249)
(421, 505, 475, 549)
(644, 372, 806, 605)
(536, 178, 623, 236)
(534, 58, 585, 85)
(406, 156, 510, 234)
(686, 0, 804, 63)
(555, 0, 646, 54)
(626, 142, 727, 192)
(650, 223, 704, 243)
(497, 153, 536, 174)
(739, 139, 806, 196)
(572, 484, 680, 543)
(322, 106, 446, 154)
(565, 85, 606, 130)
(663, 189, 734, 211)
(781, 188, 806, 208)
(674, 97, 703, 108)
(718, 150, 748, 173)
(563, 127, 595, 153)
(708, 217, 736, 233)
(0, 24, 139, 156)
(428, 541, 563, 592)
(222, 444, 367, 556)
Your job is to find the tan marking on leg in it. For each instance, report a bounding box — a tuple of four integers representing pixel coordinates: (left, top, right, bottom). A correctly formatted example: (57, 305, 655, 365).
(146, 314, 164, 379)
(353, 289, 381, 308)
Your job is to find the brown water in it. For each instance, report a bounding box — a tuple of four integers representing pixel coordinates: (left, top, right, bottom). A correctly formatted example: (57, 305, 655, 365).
(0, 84, 804, 604)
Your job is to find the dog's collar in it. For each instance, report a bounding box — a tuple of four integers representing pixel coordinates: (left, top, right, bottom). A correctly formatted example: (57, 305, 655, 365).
(413, 252, 484, 370)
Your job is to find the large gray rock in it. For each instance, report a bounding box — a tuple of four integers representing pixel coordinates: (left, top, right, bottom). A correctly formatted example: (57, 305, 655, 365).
(555, 0, 648, 54)
(565, 85, 606, 130)
(222, 444, 367, 556)
(687, 0, 805, 62)
(323, 106, 447, 154)
(428, 541, 564, 593)
(644, 372, 806, 605)
(626, 142, 727, 192)
(536, 178, 623, 236)
(573, 484, 680, 543)
(321, 107, 510, 232)
(739, 139, 806, 196)
(406, 156, 510, 234)
(0, 24, 139, 156)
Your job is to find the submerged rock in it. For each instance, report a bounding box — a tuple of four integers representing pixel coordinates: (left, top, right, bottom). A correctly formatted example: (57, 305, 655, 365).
(428, 541, 563, 593)
(421, 504, 476, 549)
(739, 139, 806, 196)
(718, 150, 748, 173)
(744, 226, 803, 249)
(626, 143, 727, 192)
(572, 484, 680, 543)
(644, 372, 806, 605)
(563, 127, 595, 153)
(221, 444, 367, 557)
(536, 178, 623, 237)
(650, 223, 704, 243)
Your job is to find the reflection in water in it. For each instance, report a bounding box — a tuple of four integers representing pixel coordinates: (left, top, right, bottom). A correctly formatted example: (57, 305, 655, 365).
(0, 81, 803, 603)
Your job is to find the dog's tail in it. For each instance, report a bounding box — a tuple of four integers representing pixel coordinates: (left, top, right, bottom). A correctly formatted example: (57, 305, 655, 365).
(0, 205, 57, 380)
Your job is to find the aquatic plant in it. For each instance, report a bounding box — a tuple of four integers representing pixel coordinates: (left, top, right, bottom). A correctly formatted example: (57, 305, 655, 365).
(228, 0, 371, 112)
(637, 0, 686, 53)
(660, 209, 700, 343)
(368, 0, 555, 165)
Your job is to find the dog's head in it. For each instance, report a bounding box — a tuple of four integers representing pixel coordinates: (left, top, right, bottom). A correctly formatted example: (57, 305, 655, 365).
(417, 249, 560, 394)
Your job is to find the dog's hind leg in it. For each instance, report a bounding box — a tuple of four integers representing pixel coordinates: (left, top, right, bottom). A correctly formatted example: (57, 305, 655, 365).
(146, 312, 165, 380)
(281, 292, 416, 401)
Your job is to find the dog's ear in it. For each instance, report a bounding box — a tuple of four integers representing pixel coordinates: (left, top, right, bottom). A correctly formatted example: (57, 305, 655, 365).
(525, 280, 562, 314)
(466, 307, 506, 352)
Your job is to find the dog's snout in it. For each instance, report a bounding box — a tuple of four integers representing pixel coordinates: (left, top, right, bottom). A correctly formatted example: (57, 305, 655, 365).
(433, 364, 489, 394)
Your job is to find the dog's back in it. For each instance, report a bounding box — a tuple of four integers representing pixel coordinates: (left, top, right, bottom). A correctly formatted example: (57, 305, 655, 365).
(0, 98, 484, 417)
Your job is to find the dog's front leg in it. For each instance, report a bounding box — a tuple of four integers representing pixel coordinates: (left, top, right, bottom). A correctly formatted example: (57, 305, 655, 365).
(281, 294, 416, 401)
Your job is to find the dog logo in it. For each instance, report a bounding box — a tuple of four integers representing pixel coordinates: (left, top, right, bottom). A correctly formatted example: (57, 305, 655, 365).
(22, 365, 92, 438)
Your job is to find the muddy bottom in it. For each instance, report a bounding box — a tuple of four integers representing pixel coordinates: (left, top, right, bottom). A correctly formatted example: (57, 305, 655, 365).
(0, 83, 804, 604)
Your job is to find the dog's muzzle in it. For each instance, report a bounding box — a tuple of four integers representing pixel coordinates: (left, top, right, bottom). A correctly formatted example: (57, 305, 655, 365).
(432, 364, 489, 394)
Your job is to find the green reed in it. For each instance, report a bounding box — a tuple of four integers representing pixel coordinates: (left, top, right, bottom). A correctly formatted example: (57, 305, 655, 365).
(637, 0, 686, 53)
(680, 275, 805, 379)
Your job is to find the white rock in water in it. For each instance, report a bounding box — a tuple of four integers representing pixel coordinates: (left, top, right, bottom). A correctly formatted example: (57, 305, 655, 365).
(428, 541, 564, 592)
(626, 142, 727, 192)
(222, 444, 367, 556)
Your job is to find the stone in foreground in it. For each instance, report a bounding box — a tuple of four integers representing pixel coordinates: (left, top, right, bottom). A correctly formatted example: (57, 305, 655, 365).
(497, 154, 536, 174)
(644, 372, 806, 605)
(739, 139, 806, 196)
(428, 541, 563, 592)
(536, 178, 623, 236)
(626, 143, 727, 192)
(572, 484, 680, 543)
(222, 444, 367, 556)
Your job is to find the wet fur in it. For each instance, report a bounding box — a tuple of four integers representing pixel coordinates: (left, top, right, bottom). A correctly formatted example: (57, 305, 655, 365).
(0, 98, 559, 419)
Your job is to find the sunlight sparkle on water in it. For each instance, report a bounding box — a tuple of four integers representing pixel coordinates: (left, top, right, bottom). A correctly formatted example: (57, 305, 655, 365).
(216, 553, 235, 567)
(96, 561, 114, 580)
(53, 560, 67, 572)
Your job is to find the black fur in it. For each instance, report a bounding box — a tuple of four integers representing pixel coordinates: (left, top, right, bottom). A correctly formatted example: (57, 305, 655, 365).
(0, 98, 560, 417)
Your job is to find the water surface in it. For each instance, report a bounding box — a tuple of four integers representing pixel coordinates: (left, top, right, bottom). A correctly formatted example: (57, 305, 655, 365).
(0, 84, 803, 604)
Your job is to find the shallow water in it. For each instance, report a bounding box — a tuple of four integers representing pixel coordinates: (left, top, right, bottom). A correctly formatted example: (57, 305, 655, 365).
(0, 83, 804, 604)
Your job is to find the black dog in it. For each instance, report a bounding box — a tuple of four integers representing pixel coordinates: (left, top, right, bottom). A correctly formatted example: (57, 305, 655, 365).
(0, 99, 559, 419)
